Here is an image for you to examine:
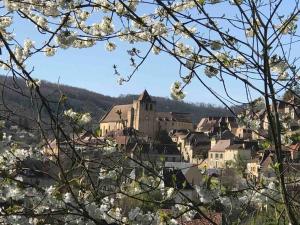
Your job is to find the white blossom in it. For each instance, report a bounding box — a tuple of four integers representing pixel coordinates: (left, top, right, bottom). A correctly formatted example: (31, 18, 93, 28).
(79, 113, 92, 125)
(105, 42, 117, 51)
(63, 192, 73, 203)
(204, 65, 218, 77)
(152, 45, 161, 55)
(56, 30, 77, 48)
(0, 16, 12, 28)
(166, 187, 174, 199)
(44, 46, 56, 56)
(210, 40, 222, 50)
(170, 81, 186, 100)
(64, 108, 78, 119)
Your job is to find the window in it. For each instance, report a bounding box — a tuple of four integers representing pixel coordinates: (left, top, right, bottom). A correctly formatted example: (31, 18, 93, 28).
(145, 103, 148, 111)
(220, 153, 223, 159)
(149, 104, 153, 111)
(215, 153, 219, 159)
(210, 153, 213, 158)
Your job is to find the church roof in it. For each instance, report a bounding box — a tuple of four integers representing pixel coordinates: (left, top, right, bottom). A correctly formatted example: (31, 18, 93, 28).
(100, 104, 132, 122)
(138, 90, 153, 102)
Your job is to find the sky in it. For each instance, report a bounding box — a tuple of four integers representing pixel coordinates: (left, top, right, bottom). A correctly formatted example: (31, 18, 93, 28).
(13, 26, 231, 106)
(27, 44, 236, 106)
(1, 1, 294, 106)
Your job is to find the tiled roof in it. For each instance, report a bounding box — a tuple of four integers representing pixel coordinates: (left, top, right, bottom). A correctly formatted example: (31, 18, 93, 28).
(46, 132, 105, 150)
(289, 143, 300, 152)
(115, 136, 130, 145)
(202, 122, 217, 132)
(100, 104, 132, 122)
(163, 169, 193, 190)
(220, 130, 236, 140)
(260, 151, 273, 168)
(210, 139, 232, 152)
(197, 118, 218, 132)
(225, 144, 244, 150)
(133, 143, 181, 155)
(170, 129, 191, 138)
(186, 132, 210, 146)
(157, 112, 192, 123)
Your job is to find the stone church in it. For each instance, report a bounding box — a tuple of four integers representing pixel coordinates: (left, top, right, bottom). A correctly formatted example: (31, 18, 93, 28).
(99, 90, 193, 138)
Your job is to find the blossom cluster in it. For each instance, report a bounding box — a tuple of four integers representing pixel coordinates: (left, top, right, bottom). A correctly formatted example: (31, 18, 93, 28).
(64, 108, 92, 125)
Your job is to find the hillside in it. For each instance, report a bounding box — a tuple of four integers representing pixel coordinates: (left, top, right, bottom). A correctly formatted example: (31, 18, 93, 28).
(0, 76, 231, 128)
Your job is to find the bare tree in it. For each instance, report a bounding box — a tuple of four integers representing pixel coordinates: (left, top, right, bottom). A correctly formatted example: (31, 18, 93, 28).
(0, 0, 299, 224)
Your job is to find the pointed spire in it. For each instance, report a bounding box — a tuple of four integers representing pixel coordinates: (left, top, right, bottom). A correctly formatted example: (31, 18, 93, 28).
(138, 89, 152, 102)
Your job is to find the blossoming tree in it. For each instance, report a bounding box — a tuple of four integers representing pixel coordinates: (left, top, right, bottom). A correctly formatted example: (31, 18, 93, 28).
(0, 0, 300, 224)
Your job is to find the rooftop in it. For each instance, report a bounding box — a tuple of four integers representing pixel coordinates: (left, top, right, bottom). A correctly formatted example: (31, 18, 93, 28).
(210, 139, 232, 152)
(100, 104, 132, 123)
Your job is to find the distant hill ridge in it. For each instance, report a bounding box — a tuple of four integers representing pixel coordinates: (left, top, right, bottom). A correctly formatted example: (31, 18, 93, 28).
(0, 75, 231, 126)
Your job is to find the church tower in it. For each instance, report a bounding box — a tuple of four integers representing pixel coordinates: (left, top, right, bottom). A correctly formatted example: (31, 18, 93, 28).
(132, 90, 157, 138)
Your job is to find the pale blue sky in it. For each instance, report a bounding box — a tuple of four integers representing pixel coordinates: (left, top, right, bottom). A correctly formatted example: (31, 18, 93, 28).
(1, 1, 294, 106)
(4, 19, 232, 106)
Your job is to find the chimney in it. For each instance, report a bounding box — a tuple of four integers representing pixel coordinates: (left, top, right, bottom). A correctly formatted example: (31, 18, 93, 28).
(211, 137, 216, 148)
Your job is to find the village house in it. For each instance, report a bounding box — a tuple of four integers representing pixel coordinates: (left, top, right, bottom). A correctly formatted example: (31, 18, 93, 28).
(247, 144, 300, 181)
(247, 151, 274, 181)
(196, 116, 236, 136)
(165, 162, 204, 186)
(196, 116, 257, 141)
(170, 129, 210, 164)
(162, 168, 197, 203)
(43, 132, 104, 160)
(129, 142, 183, 163)
(208, 139, 251, 169)
(99, 90, 193, 139)
(239, 95, 300, 140)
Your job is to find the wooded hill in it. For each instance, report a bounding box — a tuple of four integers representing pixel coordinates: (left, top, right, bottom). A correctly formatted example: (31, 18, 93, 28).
(0, 75, 231, 129)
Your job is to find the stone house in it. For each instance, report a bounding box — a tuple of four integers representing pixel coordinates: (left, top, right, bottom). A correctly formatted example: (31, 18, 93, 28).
(162, 168, 196, 203)
(246, 151, 274, 181)
(196, 116, 235, 136)
(129, 142, 183, 163)
(170, 129, 210, 164)
(247, 144, 300, 181)
(208, 140, 251, 169)
(165, 162, 204, 186)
